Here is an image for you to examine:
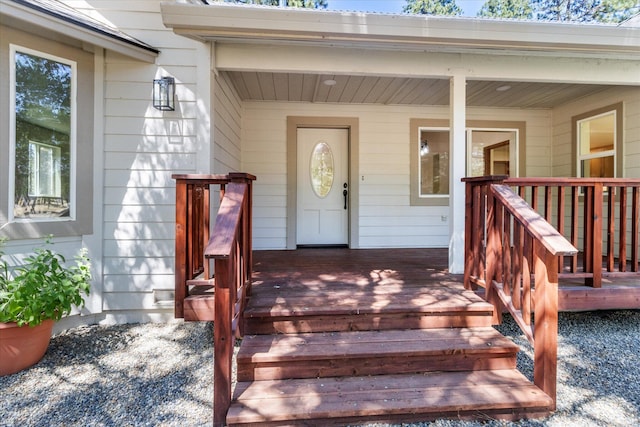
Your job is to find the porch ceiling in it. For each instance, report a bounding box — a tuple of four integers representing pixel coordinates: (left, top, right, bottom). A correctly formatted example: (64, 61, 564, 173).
(225, 71, 614, 109)
(162, 3, 638, 108)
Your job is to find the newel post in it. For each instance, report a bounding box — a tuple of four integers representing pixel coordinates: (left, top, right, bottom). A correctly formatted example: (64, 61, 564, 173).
(174, 179, 188, 319)
(214, 255, 234, 427)
(533, 242, 559, 410)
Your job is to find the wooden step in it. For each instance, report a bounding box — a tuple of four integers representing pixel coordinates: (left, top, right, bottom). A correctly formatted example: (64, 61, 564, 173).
(183, 284, 215, 321)
(237, 327, 518, 381)
(227, 370, 554, 426)
(244, 285, 495, 333)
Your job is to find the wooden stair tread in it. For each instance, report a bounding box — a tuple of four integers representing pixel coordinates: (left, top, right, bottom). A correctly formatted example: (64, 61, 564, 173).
(236, 327, 519, 381)
(183, 285, 215, 321)
(244, 287, 494, 318)
(227, 370, 553, 425)
(238, 327, 518, 362)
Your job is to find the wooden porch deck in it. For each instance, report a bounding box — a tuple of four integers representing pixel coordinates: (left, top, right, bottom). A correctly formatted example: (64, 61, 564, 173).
(174, 174, 640, 426)
(250, 248, 640, 313)
(224, 248, 553, 426)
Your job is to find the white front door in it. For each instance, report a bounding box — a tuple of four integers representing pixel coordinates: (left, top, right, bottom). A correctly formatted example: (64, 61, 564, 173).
(297, 128, 349, 246)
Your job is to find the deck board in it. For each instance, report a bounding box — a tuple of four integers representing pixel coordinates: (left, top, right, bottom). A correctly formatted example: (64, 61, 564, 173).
(250, 248, 640, 313)
(249, 248, 493, 318)
(228, 370, 553, 426)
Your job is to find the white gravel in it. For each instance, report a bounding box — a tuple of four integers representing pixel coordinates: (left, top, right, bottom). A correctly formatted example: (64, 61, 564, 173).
(1, 311, 639, 427)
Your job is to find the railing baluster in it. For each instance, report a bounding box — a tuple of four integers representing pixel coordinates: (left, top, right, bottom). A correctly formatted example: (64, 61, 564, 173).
(533, 242, 559, 411)
(544, 185, 552, 222)
(486, 183, 502, 325)
(557, 186, 566, 274)
(607, 186, 616, 272)
(513, 223, 523, 310)
(584, 186, 594, 280)
(632, 187, 639, 272)
(592, 183, 603, 288)
(620, 187, 627, 272)
(464, 180, 474, 290)
(174, 179, 188, 319)
(502, 209, 510, 296)
(571, 186, 579, 273)
(522, 232, 532, 325)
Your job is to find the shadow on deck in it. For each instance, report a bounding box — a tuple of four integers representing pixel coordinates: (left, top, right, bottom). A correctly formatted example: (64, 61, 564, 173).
(225, 248, 554, 426)
(252, 248, 640, 313)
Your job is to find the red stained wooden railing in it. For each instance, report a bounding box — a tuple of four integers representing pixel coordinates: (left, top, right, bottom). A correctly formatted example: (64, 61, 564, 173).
(466, 177, 640, 290)
(504, 177, 640, 287)
(464, 176, 578, 410)
(173, 172, 255, 427)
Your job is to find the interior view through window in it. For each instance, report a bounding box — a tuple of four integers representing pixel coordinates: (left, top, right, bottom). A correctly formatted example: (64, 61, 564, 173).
(468, 129, 518, 178)
(12, 48, 74, 220)
(577, 111, 616, 178)
(419, 129, 450, 196)
(418, 128, 518, 198)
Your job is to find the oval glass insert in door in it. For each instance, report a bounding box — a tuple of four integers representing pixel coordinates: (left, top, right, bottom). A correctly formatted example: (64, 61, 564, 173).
(309, 141, 334, 198)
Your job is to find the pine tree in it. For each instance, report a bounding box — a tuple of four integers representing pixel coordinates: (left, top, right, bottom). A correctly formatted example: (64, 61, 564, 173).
(532, 0, 639, 23)
(477, 0, 534, 19)
(402, 0, 463, 16)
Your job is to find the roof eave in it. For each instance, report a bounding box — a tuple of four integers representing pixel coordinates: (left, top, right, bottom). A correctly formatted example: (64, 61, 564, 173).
(2, 0, 158, 63)
(160, 2, 640, 60)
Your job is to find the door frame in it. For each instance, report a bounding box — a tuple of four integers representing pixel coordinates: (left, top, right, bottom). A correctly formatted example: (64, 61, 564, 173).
(286, 116, 359, 249)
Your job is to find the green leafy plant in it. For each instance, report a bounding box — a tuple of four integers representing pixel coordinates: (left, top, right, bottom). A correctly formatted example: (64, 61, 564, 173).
(0, 237, 91, 327)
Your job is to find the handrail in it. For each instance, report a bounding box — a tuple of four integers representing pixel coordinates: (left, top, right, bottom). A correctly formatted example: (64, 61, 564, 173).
(464, 177, 578, 410)
(208, 182, 252, 427)
(172, 172, 255, 427)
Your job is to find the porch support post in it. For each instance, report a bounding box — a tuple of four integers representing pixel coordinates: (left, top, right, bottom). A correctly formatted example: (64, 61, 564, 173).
(449, 73, 466, 274)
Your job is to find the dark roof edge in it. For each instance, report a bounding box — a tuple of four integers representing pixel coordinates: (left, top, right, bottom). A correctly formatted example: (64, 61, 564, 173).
(12, 0, 159, 55)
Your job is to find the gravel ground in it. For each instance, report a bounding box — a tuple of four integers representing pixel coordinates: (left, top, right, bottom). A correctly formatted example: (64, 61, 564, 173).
(1, 311, 639, 427)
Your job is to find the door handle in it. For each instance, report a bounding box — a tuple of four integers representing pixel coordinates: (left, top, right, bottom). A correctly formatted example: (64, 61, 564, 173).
(343, 183, 348, 210)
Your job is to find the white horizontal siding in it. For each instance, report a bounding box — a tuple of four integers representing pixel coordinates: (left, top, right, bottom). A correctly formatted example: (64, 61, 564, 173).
(214, 72, 242, 174)
(103, 187, 175, 206)
(103, 258, 175, 282)
(103, 222, 174, 240)
(242, 102, 551, 250)
(104, 170, 178, 188)
(104, 273, 175, 293)
(63, 1, 206, 314)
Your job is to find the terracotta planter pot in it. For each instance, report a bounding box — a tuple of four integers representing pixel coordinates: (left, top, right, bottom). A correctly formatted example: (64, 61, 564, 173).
(0, 319, 54, 376)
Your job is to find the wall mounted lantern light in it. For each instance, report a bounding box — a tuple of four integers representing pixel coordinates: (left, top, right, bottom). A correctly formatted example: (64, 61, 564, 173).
(153, 77, 175, 111)
(420, 140, 430, 156)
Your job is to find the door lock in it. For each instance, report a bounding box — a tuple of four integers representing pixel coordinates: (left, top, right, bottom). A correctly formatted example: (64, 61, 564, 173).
(343, 183, 348, 210)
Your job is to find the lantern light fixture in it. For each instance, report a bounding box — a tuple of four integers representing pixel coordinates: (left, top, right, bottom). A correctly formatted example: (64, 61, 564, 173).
(153, 76, 175, 111)
(420, 140, 429, 156)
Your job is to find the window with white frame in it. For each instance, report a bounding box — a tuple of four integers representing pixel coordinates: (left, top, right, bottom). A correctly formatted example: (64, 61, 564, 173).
(11, 47, 75, 220)
(467, 129, 518, 178)
(410, 119, 525, 207)
(572, 103, 623, 179)
(577, 110, 616, 178)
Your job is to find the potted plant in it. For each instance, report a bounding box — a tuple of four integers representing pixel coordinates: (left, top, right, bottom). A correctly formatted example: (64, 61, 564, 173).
(0, 237, 91, 375)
